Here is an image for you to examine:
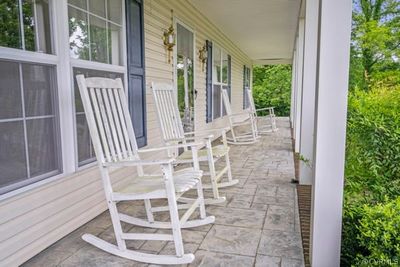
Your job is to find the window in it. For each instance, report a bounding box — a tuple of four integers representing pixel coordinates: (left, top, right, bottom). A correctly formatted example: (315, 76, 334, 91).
(176, 23, 194, 132)
(68, 0, 123, 65)
(243, 66, 251, 109)
(0, 0, 53, 53)
(73, 68, 123, 166)
(68, 0, 125, 167)
(0, 60, 61, 193)
(212, 45, 231, 119)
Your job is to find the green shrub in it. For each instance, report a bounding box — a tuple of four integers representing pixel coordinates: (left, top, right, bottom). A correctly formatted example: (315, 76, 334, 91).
(252, 65, 292, 116)
(341, 84, 400, 266)
(354, 197, 400, 266)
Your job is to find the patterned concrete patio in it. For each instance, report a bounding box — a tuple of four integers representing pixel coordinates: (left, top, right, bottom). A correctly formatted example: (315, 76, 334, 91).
(23, 118, 304, 267)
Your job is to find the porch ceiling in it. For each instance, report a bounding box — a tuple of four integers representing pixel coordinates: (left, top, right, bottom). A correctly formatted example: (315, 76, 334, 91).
(189, 0, 301, 65)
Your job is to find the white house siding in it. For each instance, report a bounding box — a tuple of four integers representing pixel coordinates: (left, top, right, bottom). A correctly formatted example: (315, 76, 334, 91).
(0, 0, 252, 266)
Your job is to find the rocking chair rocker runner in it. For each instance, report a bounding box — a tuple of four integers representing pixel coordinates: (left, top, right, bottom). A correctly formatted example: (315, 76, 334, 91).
(76, 75, 214, 265)
(221, 87, 260, 145)
(151, 82, 239, 204)
(246, 88, 278, 133)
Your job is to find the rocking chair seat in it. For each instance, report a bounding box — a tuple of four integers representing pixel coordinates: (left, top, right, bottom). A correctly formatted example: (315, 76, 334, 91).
(116, 168, 203, 197)
(177, 145, 229, 161)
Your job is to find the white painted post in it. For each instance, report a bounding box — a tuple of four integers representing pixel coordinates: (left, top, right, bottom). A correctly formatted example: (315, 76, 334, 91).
(294, 18, 305, 153)
(290, 49, 297, 128)
(298, 0, 319, 185)
(310, 0, 352, 265)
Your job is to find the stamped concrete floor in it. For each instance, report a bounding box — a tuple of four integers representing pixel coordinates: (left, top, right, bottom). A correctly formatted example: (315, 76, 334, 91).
(23, 117, 304, 267)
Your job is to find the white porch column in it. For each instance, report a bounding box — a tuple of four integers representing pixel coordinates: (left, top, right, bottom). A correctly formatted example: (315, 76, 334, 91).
(298, 0, 319, 185)
(294, 18, 305, 153)
(310, 0, 352, 266)
(290, 49, 297, 128)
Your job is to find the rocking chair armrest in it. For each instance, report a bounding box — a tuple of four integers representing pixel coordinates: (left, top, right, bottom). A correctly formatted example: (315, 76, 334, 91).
(183, 127, 230, 136)
(256, 107, 274, 112)
(228, 111, 252, 118)
(103, 158, 175, 167)
(138, 141, 205, 153)
(183, 134, 214, 141)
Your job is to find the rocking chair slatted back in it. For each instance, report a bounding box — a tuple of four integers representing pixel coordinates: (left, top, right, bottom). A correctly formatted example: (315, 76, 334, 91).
(76, 75, 141, 166)
(221, 88, 233, 116)
(151, 83, 185, 143)
(246, 88, 257, 114)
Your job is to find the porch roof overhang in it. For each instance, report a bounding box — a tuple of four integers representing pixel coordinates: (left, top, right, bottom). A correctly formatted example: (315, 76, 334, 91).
(189, 0, 302, 65)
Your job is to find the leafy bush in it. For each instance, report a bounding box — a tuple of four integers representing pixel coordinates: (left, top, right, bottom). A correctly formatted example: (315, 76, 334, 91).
(252, 65, 292, 116)
(354, 197, 400, 266)
(341, 84, 400, 265)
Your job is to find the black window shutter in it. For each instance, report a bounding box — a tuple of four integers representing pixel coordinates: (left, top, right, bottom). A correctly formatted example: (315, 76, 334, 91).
(126, 0, 147, 147)
(243, 65, 246, 109)
(228, 55, 232, 100)
(206, 40, 213, 123)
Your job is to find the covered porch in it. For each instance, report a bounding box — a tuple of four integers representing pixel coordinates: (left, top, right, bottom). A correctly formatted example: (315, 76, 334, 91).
(0, 0, 352, 265)
(23, 118, 305, 266)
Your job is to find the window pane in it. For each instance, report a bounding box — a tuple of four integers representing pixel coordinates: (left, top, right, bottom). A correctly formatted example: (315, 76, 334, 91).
(0, 0, 52, 53)
(213, 47, 221, 83)
(76, 114, 92, 164)
(0, 121, 27, 188)
(0, 60, 60, 193)
(68, 0, 87, 9)
(27, 117, 60, 177)
(108, 22, 122, 65)
(213, 84, 221, 119)
(107, 0, 122, 24)
(0, 0, 22, 49)
(89, 0, 105, 17)
(90, 15, 107, 63)
(34, 0, 52, 53)
(69, 6, 90, 60)
(73, 67, 123, 166)
(222, 53, 228, 84)
(0, 60, 22, 119)
(23, 64, 54, 117)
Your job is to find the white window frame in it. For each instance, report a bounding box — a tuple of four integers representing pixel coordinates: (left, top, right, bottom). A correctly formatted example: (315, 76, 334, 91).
(0, 0, 128, 200)
(173, 18, 197, 132)
(68, 0, 127, 170)
(0, 0, 64, 198)
(211, 43, 230, 119)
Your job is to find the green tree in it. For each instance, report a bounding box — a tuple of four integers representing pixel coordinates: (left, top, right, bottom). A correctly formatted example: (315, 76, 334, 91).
(351, 0, 400, 89)
(252, 65, 292, 116)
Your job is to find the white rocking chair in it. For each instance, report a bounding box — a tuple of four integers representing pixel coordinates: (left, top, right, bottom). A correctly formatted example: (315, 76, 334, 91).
(76, 75, 214, 265)
(221, 87, 260, 145)
(151, 82, 239, 204)
(246, 88, 278, 133)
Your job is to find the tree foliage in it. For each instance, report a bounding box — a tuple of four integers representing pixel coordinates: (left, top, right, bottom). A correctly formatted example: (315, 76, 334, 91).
(252, 65, 292, 116)
(350, 0, 400, 89)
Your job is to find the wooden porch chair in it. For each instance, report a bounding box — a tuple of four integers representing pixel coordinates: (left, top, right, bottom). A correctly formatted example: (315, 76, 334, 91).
(151, 82, 239, 205)
(76, 75, 214, 265)
(221, 87, 260, 145)
(246, 88, 278, 133)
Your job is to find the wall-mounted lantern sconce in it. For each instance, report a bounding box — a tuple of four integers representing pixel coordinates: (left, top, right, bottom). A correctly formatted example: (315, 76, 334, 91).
(163, 9, 175, 64)
(199, 43, 207, 72)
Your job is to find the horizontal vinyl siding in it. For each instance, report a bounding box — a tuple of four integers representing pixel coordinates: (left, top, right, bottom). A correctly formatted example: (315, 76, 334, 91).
(0, 0, 252, 265)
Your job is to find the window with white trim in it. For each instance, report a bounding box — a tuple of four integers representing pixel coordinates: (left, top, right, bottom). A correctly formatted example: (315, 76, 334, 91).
(0, 0, 53, 54)
(243, 66, 251, 109)
(0, 0, 62, 194)
(212, 45, 230, 119)
(68, 0, 123, 65)
(68, 0, 125, 167)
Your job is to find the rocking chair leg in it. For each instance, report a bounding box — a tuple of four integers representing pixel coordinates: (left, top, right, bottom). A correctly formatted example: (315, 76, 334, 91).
(225, 153, 233, 183)
(206, 141, 220, 200)
(100, 168, 127, 250)
(162, 164, 184, 257)
(144, 199, 155, 223)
